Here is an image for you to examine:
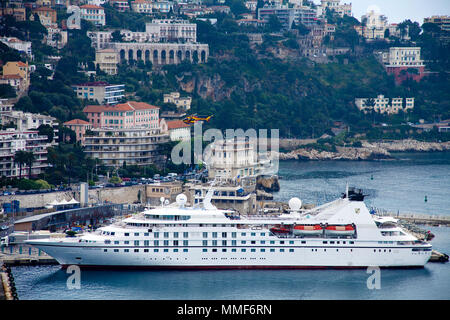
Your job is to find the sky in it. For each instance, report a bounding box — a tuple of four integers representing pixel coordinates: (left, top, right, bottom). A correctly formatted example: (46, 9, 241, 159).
(312, 0, 450, 24)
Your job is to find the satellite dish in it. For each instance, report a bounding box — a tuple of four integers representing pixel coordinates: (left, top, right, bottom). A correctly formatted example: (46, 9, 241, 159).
(289, 197, 302, 211)
(164, 199, 170, 205)
(176, 194, 187, 207)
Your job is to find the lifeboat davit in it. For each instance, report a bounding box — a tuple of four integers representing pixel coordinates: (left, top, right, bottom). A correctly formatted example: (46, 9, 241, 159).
(293, 224, 323, 236)
(270, 226, 290, 234)
(324, 224, 355, 236)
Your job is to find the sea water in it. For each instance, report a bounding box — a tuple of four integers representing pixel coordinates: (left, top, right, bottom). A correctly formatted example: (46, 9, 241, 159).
(10, 152, 450, 300)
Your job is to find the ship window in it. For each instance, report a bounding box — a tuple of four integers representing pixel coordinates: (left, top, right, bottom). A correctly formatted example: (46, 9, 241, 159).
(222, 232, 227, 238)
(212, 240, 217, 246)
(144, 240, 149, 246)
(104, 240, 111, 244)
(183, 249, 188, 252)
(251, 249, 256, 252)
(183, 232, 188, 238)
(154, 232, 159, 238)
(261, 241, 265, 244)
(134, 249, 139, 252)
(134, 240, 139, 246)
(330, 241, 335, 244)
(270, 241, 275, 245)
(144, 249, 149, 253)
(183, 240, 188, 246)
(111, 232, 115, 236)
(174, 232, 179, 238)
(241, 249, 246, 252)
(241, 241, 246, 244)
(301, 241, 306, 244)
(164, 232, 169, 238)
(270, 249, 275, 252)
(222, 240, 227, 246)
(144, 233, 149, 237)
(164, 240, 169, 246)
(164, 249, 168, 252)
(173, 249, 178, 252)
(261, 249, 265, 252)
(203, 249, 207, 252)
(251, 233, 256, 236)
(124, 241, 129, 245)
(231, 240, 237, 246)
(261, 233, 265, 236)
(232, 249, 237, 252)
(212, 232, 218, 238)
(124, 233, 129, 236)
(222, 249, 227, 252)
(323, 241, 327, 244)
(289, 249, 294, 252)
(203, 240, 208, 246)
(350, 241, 354, 244)
(104, 249, 107, 252)
(114, 249, 119, 252)
(280, 241, 285, 244)
(251, 241, 256, 244)
(154, 249, 159, 252)
(289, 241, 294, 244)
(124, 249, 129, 252)
(134, 233, 139, 236)
(212, 249, 217, 252)
(203, 232, 208, 238)
(241, 233, 246, 236)
(173, 241, 179, 246)
(280, 249, 285, 252)
(232, 232, 237, 238)
(154, 241, 159, 246)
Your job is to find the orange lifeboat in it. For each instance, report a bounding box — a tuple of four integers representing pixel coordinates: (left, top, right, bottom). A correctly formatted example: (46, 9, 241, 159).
(293, 224, 323, 236)
(324, 224, 355, 236)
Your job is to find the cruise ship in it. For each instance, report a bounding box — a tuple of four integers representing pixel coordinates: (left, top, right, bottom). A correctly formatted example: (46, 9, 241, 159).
(26, 188, 432, 269)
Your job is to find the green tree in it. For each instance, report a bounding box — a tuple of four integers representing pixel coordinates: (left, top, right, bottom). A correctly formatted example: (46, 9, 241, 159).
(14, 150, 28, 180)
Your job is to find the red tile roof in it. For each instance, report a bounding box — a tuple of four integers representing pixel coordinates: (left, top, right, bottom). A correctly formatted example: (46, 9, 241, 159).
(64, 119, 91, 125)
(83, 101, 159, 113)
(80, 4, 104, 9)
(167, 120, 190, 130)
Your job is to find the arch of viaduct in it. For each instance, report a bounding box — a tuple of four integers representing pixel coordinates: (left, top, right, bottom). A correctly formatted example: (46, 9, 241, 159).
(110, 42, 209, 65)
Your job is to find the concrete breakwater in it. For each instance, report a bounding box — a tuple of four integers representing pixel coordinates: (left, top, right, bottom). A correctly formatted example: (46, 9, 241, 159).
(276, 139, 450, 161)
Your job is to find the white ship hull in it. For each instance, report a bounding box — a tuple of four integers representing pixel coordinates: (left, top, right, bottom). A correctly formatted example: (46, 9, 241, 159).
(26, 195, 433, 269)
(29, 240, 431, 269)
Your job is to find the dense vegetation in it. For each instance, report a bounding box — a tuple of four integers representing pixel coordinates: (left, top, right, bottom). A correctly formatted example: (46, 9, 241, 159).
(2, 5, 450, 186)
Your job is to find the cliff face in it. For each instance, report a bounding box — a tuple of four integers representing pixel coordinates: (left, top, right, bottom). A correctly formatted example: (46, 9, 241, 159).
(256, 175, 280, 192)
(276, 139, 450, 161)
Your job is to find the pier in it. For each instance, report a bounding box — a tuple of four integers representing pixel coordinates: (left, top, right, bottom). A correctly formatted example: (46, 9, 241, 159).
(0, 244, 57, 266)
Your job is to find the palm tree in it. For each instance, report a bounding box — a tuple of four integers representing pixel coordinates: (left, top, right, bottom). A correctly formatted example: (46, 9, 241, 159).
(26, 152, 35, 179)
(14, 150, 28, 180)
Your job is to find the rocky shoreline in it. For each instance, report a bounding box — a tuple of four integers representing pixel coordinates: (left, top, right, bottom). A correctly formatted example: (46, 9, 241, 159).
(276, 139, 450, 161)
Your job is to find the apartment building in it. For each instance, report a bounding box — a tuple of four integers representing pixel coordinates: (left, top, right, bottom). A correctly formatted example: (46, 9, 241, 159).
(32, 6, 57, 26)
(130, 0, 153, 14)
(63, 119, 92, 143)
(166, 120, 191, 141)
(163, 92, 192, 110)
(258, 4, 317, 30)
(355, 95, 415, 115)
(0, 37, 32, 58)
(80, 4, 105, 26)
(83, 127, 169, 167)
(94, 49, 119, 75)
(0, 129, 50, 178)
(145, 19, 197, 43)
(109, 0, 130, 12)
(72, 81, 125, 105)
(1, 110, 58, 135)
(318, 0, 352, 17)
(83, 101, 160, 130)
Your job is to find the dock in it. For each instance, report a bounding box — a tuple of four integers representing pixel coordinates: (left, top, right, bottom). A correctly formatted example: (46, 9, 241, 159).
(0, 244, 58, 266)
(372, 209, 450, 226)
